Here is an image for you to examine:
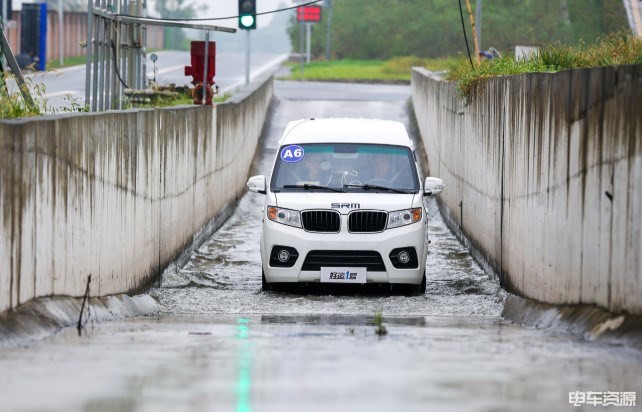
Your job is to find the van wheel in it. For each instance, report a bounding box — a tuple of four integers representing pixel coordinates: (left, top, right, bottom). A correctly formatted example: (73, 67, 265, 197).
(419, 271, 427, 294)
(406, 272, 427, 296)
(262, 270, 273, 292)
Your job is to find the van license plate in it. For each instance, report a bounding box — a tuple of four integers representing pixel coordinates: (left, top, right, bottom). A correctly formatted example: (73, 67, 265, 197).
(320, 267, 367, 284)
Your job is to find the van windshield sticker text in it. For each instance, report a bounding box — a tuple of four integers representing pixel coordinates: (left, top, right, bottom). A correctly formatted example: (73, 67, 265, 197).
(280, 145, 305, 163)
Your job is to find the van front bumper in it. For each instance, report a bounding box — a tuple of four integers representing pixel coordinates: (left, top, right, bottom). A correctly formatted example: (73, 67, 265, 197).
(261, 217, 429, 285)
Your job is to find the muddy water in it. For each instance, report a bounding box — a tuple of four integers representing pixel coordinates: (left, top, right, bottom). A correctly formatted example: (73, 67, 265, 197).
(0, 82, 641, 412)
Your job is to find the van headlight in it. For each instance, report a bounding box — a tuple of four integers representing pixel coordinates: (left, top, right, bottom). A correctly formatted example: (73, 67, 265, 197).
(267, 206, 302, 228)
(387, 208, 422, 229)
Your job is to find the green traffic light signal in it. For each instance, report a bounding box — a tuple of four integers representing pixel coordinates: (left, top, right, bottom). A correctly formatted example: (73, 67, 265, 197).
(240, 15, 255, 28)
(238, 0, 256, 30)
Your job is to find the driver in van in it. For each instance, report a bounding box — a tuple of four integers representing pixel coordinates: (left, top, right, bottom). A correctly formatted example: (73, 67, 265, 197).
(366, 153, 394, 184)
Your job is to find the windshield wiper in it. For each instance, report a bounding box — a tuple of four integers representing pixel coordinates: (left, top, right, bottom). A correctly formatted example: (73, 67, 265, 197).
(343, 183, 410, 194)
(283, 184, 344, 193)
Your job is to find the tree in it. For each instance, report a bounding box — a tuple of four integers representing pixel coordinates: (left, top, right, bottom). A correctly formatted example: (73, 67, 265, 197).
(155, 0, 203, 50)
(287, 0, 629, 60)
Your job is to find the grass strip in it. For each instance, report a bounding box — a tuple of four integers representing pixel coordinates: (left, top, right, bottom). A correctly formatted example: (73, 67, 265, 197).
(286, 56, 452, 82)
(448, 30, 642, 101)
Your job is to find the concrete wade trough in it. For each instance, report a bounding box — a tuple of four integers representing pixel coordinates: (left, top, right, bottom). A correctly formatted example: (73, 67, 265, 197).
(412, 65, 642, 316)
(0, 74, 273, 315)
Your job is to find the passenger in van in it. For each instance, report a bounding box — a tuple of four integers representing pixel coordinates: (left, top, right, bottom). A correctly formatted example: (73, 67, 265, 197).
(302, 152, 326, 183)
(287, 151, 332, 185)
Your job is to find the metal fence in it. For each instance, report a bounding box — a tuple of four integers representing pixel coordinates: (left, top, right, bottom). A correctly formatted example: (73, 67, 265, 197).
(85, 0, 147, 111)
(85, 0, 236, 111)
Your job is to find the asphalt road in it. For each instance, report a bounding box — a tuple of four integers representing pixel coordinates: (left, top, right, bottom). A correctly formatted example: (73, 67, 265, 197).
(0, 81, 641, 412)
(13, 50, 286, 110)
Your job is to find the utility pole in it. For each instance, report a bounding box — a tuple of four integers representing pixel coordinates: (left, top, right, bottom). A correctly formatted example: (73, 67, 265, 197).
(475, 0, 482, 53)
(464, 0, 480, 64)
(299, 18, 304, 75)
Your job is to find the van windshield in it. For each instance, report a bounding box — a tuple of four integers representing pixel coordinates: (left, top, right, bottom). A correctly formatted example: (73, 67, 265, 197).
(271, 143, 419, 193)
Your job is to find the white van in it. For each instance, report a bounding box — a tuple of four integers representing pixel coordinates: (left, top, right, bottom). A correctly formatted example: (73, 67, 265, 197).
(247, 118, 444, 294)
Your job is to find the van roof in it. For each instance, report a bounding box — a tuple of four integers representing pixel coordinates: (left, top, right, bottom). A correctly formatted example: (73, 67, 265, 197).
(279, 118, 413, 148)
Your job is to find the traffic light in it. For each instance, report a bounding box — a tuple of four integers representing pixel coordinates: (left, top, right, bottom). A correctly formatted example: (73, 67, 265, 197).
(238, 0, 256, 30)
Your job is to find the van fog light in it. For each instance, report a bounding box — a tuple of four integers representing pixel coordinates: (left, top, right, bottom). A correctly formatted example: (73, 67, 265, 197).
(269, 245, 299, 268)
(398, 251, 410, 264)
(389, 247, 418, 269)
(278, 250, 290, 263)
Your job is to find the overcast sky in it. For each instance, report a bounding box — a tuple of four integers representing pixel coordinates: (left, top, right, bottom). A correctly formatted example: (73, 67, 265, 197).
(184, 0, 298, 29)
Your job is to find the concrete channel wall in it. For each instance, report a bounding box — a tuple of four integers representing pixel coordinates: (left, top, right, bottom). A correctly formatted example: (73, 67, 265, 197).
(412, 65, 642, 315)
(0, 77, 273, 314)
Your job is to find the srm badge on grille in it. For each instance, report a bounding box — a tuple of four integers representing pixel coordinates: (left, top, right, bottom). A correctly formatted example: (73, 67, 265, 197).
(320, 267, 367, 284)
(331, 203, 360, 209)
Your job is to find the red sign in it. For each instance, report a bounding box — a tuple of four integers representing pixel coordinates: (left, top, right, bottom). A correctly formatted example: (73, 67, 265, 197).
(297, 6, 322, 22)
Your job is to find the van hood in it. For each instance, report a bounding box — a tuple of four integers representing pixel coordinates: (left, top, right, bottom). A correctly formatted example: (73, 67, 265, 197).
(273, 192, 418, 213)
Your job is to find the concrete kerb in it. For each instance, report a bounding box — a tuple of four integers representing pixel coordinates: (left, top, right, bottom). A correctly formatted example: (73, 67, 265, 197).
(503, 294, 642, 350)
(0, 294, 160, 348)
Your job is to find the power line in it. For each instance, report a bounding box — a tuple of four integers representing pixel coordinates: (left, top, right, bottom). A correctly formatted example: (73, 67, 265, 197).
(117, 0, 323, 22)
(458, 0, 474, 70)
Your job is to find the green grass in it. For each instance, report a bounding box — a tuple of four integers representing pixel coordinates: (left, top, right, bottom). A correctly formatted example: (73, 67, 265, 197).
(286, 56, 452, 82)
(0, 75, 88, 118)
(0, 89, 41, 118)
(0, 74, 231, 118)
(125, 90, 232, 109)
(448, 30, 642, 101)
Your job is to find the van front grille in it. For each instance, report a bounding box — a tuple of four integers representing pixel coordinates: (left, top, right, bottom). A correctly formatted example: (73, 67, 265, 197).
(301, 210, 341, 232)
(348, 211, 387, 233)
(302, 250, 386, 271)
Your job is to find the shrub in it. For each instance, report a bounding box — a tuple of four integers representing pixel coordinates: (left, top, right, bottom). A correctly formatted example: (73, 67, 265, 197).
(447, 30, 642, 101)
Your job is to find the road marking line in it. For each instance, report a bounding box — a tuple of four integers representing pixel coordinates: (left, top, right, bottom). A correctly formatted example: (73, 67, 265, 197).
(146, 63, 186, 77)
(220, 54, 288, 93)
(44, 90, 80, 98)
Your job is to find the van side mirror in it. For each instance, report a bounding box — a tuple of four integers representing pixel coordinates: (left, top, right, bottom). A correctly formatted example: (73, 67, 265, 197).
(424, 177, 444, 196)
(247, 175, 266, 194)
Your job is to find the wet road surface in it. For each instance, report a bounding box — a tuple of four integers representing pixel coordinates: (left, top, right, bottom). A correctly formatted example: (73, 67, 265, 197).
(1, 81, 641, 412)
(11, 51, 286, 110)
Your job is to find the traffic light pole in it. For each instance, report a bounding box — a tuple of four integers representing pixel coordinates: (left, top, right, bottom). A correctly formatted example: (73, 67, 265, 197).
(245, 29, 250, 86)
(306, 23, 311, 64)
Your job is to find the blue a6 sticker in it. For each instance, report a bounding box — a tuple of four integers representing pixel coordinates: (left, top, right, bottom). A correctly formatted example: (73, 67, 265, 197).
(280, 145, 305, 163)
